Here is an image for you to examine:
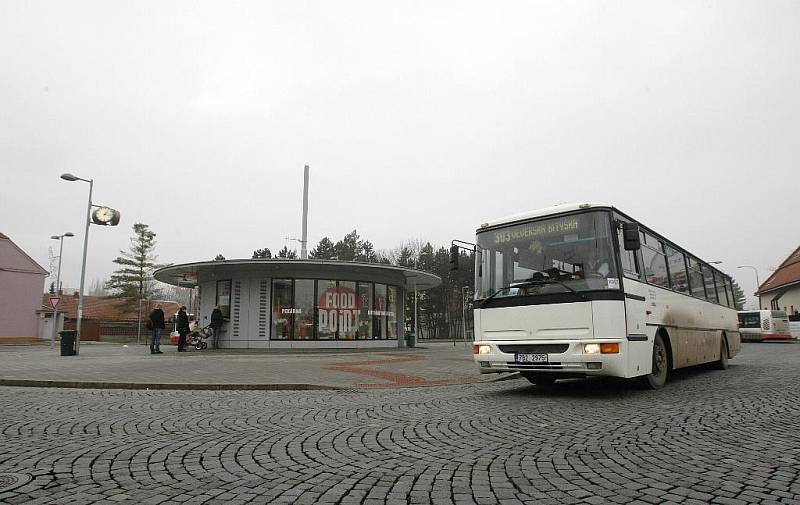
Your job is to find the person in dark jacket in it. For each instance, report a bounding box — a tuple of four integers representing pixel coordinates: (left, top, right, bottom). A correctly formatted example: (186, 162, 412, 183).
(210, 306, 224, 350)
(176, 306, 190, 352)
(149, 305, 165, 354)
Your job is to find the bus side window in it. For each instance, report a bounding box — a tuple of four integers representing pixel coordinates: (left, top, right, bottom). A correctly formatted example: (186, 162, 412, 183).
(664, 245, 690, 294)
(714, 272, 729, 306)
(641, 232, 669, 288)
(687, 256, 706, 299)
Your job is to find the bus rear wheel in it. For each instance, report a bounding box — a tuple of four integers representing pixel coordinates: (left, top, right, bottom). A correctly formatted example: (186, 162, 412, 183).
(714, 336, 729, 370)
(521, 373, 557, 386)
(639, 334, 668, 389)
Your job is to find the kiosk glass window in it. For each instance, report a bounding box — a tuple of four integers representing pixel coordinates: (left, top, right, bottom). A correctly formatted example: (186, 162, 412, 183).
(317, 280, 338, 340)
(374, 284, 387, 339)
(216, 280, 232, 318)
(387, 286, 399, 339)
(338, 281, 357, 340)
(293, 279, 315, 340)
(356, 283, 372, 339)
(271, 279, 293, 340)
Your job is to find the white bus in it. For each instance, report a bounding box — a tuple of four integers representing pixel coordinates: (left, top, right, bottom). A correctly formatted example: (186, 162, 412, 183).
(738, 310, 792, 342)
(459, 203, 741, 389)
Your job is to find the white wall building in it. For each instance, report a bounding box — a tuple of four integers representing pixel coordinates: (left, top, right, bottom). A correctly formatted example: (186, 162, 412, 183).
(757, 245, 800, 316)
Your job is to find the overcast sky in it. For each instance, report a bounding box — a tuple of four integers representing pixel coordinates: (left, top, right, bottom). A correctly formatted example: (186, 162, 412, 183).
(2, 1, 798, 308)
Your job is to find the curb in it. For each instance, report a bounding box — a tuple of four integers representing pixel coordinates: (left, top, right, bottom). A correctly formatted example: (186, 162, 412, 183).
(0, 379, 344, 391)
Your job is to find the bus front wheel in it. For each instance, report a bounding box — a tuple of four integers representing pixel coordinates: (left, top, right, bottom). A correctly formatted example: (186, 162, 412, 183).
(521, 373, 557, 386)
(640, 334, 669, 389)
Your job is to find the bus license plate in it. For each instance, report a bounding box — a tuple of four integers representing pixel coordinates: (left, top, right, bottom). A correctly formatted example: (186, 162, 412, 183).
(515, 353, 548, 364)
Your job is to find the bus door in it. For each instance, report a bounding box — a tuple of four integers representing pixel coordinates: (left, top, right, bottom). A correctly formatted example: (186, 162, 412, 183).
(616, 220, 651, 378)
(624, 290, 651, 377)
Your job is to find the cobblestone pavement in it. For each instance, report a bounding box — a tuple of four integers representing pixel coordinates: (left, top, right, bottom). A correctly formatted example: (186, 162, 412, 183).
(0, 342, 481, 388)
(1, 343, 799, 505)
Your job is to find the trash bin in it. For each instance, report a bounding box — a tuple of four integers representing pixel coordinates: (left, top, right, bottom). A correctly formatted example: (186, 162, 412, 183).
(405, 331, 416, 348)
(59, 330, 77, 356)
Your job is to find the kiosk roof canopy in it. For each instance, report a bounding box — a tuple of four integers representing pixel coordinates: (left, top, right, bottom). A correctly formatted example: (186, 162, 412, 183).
(154, 259, 442, 291)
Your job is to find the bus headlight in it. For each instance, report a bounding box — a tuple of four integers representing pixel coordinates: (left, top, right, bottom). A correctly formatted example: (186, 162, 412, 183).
(473, 345, 492, 355)
(584, 343, 601, 354)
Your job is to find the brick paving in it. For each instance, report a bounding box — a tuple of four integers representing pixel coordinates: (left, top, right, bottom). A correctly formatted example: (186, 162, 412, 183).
(1, 342, 799, 504)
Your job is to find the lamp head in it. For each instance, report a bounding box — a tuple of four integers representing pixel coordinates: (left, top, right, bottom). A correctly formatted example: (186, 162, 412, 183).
(50, 235, 60, 240)
(60, 173, 79, 181)
(64, 232, 74, 237)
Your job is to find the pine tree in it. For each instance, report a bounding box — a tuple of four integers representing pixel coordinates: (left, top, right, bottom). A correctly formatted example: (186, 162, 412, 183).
(309, 237, 337, 259)
(334, 230, 361, 261)
(105, 223, 164, 307)
(277, 246, 298, 258)
(356, 240, 378, 262)
(731, 279, 747, 310)
(252, 248, 272, 259)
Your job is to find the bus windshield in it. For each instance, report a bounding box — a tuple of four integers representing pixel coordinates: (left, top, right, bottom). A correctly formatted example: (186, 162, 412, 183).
(738, 312, 761, 328)
(475, 211, 619, 300)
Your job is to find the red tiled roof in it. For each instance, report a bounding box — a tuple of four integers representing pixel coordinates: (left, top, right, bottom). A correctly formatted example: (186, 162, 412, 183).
(757, 245, 800, 295)
(40, 293, 181, 322)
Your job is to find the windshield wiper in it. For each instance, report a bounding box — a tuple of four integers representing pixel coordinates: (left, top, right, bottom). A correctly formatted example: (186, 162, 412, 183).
(479, 279, 586, 308)
(525, 279, 587, 301)
(479, 282, 538, 308)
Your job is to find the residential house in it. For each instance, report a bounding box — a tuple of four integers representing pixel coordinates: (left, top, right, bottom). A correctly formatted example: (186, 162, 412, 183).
(0, 232, 49, 342)
(756, 245, 800, 317)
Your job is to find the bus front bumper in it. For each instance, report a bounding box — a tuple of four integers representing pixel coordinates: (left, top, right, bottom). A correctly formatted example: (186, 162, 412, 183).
(473, 340, 628, 378)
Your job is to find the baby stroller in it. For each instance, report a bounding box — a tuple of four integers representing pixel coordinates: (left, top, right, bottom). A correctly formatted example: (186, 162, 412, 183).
(188, 325, 212, 350)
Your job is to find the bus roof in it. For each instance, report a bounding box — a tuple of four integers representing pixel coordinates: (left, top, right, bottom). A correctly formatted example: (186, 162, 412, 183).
(478, 202, 612, 230)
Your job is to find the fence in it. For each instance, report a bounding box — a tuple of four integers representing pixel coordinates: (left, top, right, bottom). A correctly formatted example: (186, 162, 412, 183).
(63, 320, 145, 343)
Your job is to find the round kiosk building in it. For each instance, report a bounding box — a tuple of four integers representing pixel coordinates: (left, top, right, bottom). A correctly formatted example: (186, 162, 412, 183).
(154, 260, 441, 349)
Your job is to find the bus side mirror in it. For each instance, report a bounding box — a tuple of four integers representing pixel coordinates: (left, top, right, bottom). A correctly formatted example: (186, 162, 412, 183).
(622, 222, 641, 251)
(450, 245, 459, 271)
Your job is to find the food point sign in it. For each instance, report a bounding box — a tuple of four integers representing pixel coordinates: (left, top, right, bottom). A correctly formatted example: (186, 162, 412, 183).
(318, 287, 360, 333)
(317, 286, 392, 334)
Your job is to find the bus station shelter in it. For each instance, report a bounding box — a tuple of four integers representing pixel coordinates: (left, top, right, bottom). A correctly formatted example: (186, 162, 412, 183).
(154, 259, 441, 349)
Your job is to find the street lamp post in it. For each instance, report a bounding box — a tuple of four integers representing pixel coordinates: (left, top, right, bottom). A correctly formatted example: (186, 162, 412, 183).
(461, 285, 469, 347)
(49, 232, 74, 348)
(61, 173, 93, 355)
(737, 265, 761, 310)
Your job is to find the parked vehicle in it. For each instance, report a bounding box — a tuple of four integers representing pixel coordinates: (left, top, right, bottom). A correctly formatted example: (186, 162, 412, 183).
(738, 310, 792, 341)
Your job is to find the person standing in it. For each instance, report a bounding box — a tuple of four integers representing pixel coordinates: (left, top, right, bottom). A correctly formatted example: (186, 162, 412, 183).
(148, 305, 165, 354)
(176, 306, 190, 352)
(210, 306, 224, 350)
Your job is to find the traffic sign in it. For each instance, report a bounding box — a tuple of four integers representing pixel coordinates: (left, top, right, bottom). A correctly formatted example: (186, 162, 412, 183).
(49, 297, 60, 309)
